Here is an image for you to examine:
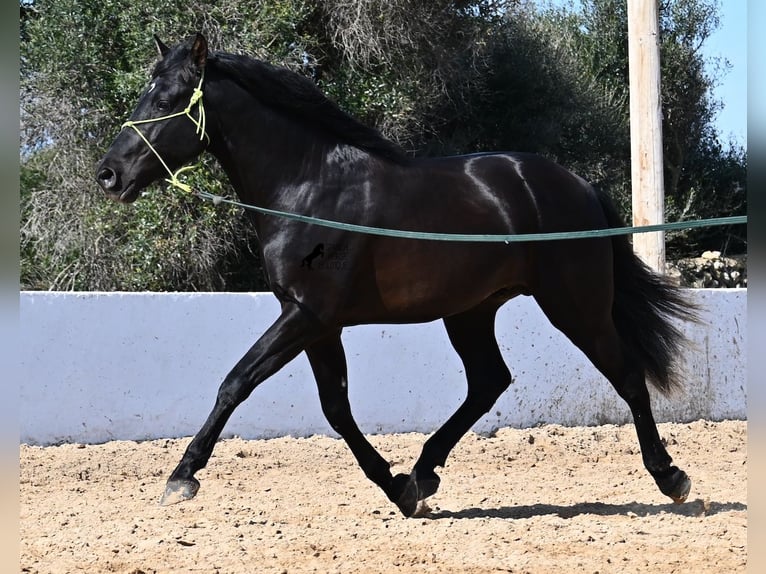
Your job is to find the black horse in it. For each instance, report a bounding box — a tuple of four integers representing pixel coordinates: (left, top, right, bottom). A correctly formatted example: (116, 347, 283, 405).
(96, 34, 698, 517)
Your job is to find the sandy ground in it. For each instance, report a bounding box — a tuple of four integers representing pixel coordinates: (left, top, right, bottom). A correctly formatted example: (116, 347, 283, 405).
(20, 420, 746, 573)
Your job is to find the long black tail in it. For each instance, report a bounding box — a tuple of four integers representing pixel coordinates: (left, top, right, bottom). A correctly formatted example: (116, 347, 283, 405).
(595, 189, 700, 395)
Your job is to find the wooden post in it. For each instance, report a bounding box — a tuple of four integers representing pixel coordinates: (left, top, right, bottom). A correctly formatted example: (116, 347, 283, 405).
(627, 0, 665, 272)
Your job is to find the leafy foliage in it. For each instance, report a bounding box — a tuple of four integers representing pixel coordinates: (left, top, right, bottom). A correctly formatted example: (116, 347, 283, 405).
(537, 0, 746, 255)
(20, 0, 746, 291)
(21, 0, 316, 291)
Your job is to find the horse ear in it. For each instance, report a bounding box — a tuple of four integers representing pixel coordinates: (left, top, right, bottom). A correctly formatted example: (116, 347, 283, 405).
(190, 33, 208, 70)
(154, 35, 170, 59)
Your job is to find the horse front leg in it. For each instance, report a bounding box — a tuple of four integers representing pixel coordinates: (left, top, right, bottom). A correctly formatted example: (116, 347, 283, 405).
(400, 306, 512, 515)
(160, 303, 326, 505)
(305, 333, 414, 514)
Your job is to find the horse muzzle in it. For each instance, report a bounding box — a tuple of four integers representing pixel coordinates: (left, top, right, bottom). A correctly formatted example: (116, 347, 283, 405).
(96, 162, 140, 203)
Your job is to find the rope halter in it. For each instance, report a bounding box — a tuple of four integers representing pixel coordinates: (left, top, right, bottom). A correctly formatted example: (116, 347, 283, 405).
(120, 71, 208, 193)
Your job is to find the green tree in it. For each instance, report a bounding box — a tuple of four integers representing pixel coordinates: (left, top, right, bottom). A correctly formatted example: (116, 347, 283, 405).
(544, 0, 746, 255)
(21, 0, 516, 290)
(20, 0, 745, 292)
(430, 3, 631, 184)
(20, 0, 324, 291)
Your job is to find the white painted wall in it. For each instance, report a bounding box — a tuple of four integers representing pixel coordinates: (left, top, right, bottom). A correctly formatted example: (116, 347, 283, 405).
(19, 290, 746, 445)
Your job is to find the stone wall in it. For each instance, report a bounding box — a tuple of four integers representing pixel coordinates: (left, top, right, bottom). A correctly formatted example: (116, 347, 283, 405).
(667, 251, 747, 288)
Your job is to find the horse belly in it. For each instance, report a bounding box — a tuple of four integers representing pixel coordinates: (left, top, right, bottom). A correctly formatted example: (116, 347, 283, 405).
(368, 241, 529, 322)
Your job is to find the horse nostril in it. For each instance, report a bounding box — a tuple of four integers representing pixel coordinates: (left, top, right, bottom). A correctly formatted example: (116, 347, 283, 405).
(97, 166, 118, 190)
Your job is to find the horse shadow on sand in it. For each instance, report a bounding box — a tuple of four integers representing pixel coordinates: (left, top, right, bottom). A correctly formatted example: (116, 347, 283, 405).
(426, 499, 746, 521)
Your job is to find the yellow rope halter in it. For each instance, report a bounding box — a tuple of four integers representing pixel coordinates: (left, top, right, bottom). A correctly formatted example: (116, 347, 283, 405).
(120, 72, 208, 193)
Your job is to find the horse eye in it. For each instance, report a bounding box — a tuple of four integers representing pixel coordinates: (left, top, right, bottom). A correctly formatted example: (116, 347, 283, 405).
(156, 100, 170, 112)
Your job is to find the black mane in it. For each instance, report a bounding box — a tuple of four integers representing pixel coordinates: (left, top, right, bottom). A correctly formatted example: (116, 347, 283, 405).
(208, 52, 409, 164)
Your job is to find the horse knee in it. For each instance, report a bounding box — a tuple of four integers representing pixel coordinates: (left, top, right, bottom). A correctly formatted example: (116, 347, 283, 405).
(215, 374, 251, 408)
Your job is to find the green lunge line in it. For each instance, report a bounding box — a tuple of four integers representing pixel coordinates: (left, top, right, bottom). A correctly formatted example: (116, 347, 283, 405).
(125, 71, 746, 243)
(194, 189, 746, 243)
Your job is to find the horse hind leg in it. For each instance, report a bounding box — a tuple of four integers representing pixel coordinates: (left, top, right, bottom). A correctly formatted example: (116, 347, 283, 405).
(596, 333, 691, 503)
(606, 342, 691, 502)
(533, 287, 691, 504)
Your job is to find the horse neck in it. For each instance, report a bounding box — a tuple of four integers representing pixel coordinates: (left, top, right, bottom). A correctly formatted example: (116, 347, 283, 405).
(204, 74, 339, 208)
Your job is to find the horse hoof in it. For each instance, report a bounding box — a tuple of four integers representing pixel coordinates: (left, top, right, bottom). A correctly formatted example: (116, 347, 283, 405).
(412, 499, 432, 518)
(670, 473, 692, 504)
(656, 467, 691, 504)
(416, 472, 440, 501)
(391, 473, 419, 517)
(159, 478, 200, 506)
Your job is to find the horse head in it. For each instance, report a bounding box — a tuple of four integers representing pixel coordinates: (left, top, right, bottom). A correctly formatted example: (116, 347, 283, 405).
(96, 34, 209, 203)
